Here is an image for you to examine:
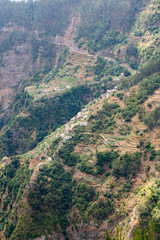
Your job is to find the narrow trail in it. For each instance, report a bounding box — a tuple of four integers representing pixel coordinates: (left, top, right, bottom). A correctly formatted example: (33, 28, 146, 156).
(54, 35, 115, 62)
(53, 14, 116, 63)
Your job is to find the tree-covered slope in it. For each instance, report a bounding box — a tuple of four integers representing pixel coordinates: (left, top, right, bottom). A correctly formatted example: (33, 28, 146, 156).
(75, 0, 147, 52)
(73, 0, 160, 71)
(0, 0, 159, 239)
(0, 60, 159, 239)
(115, 0, 160, 68)
(0, 0, 81, 35)
(0, 0, 82, 115)
(0, 46, 118, 158)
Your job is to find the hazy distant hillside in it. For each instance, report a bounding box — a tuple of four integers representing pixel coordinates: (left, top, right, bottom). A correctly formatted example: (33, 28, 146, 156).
(0, 0, 81, 87)
(75, 0, 146, 52)
(0, 0, 80, 35)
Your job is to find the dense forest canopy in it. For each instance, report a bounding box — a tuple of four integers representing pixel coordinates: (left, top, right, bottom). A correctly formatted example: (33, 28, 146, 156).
(0, 0, 80, 35)
(75, 0, 146, 52)
(0, 0, 159, 239)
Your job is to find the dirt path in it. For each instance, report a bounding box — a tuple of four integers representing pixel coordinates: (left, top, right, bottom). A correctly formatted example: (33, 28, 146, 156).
(54, 35, 115, 62)
(53, 14, 116, 62)
(54, 34, 116, 62)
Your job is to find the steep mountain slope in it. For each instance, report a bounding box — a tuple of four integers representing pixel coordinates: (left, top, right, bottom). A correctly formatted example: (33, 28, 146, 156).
(0, 0, 153, 158)
(0, 0, 159, 239)
(0, 47, 118, 158)
(0, 0, 81, 113)
(115, 0, 160, 66)
(75, 0, 146, 52)
(0, 62, 159, 239)
(73, 0, 160, 68)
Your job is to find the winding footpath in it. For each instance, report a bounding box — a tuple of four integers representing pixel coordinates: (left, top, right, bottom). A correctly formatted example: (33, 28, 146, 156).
(54, 34, 116, 62)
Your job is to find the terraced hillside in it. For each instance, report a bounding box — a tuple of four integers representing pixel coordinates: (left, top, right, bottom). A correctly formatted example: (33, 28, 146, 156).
(0, 62, 159, 239)
(0, 0, 159, 239)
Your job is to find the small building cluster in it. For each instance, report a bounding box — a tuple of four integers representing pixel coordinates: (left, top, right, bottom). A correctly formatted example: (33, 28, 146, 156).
(54, 107, 90, 142)
(52, 86, 118, 142)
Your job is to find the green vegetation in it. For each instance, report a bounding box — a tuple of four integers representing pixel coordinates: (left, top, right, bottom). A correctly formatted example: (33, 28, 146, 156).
(76, 0, 144, 52)
(0, 30, 58, 75)
(0, 30, 28, 53)
(78, 160, 94, 175)
(95, 149, 141, 178)
(93, 56, 130, 81)
(0, 157, 32, 239)
(0, 83, 104, 159)
(116, 93, 124, 100)
(0, 0, 159, 239)
(0, 46, 115, 159)
(133, 0, 160, 61)
(106, 221, 157, 240)
(89, 101, 119, 132)
(112, 152, 142, 178)
(0, 0, 80, 36)
(143, 106, 160, 129)
(73, 183, 95, 216)
(133, 222, 156, 240)
(121, 73, 160, 122)
(30, 36, 57, 71)
(88, 198, 114, 221)
(120, 56, 160, 89)
(125, 43, 139, 70)
(96, 150, 119, 174)
(11, 161, 73, 239)
(59, 143, 80, 166)
(136, 179, 160, 239)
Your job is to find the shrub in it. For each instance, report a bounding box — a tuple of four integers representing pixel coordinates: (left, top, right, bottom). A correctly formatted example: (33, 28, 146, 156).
(27, 162, 73, 236)
(96, 150, 119, 174)
(88, 199, 114, 221)
(78, 161, 94, 174)
(73, 183, 95, 215)
(112, 152, 141, 178)
(116, 93, 124, 100)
